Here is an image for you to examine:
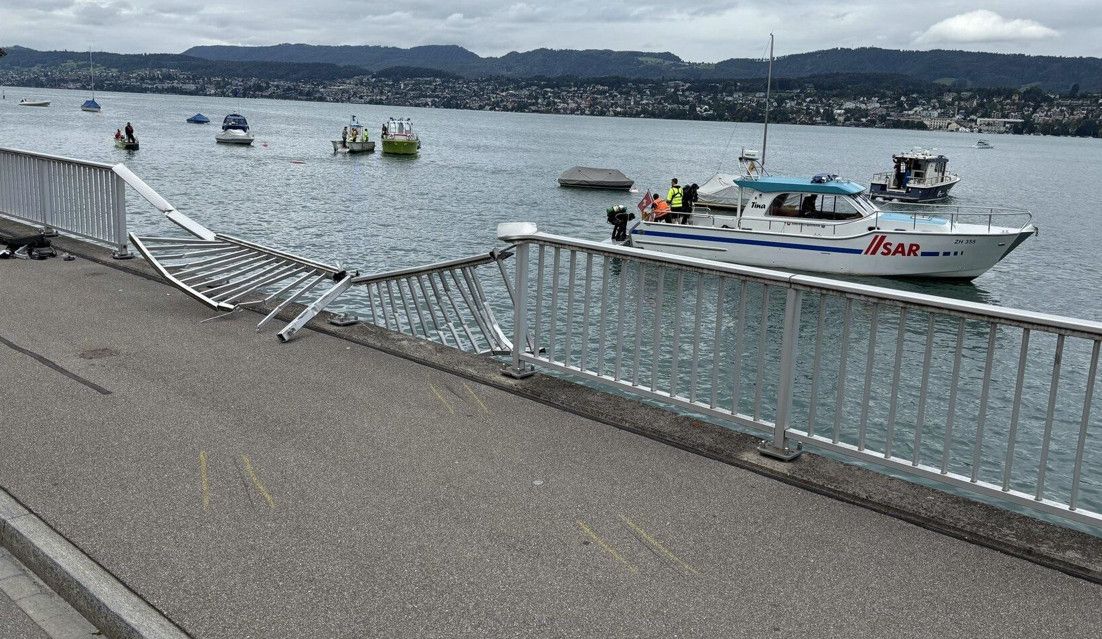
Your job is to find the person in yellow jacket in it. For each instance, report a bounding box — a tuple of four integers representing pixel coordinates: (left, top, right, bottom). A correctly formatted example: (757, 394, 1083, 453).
(667, 178, 687, 223)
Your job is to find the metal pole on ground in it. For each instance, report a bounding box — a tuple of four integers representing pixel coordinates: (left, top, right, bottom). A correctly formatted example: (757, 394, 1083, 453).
(504, 241, 535, 379)
(759, 287, 803, 460)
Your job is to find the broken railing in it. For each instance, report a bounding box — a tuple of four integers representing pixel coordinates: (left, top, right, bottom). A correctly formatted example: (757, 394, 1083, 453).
(497, 222, 1102, 529)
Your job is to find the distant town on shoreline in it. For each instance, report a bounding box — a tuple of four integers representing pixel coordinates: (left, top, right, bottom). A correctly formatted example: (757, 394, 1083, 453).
(2, 44, 1100, 137)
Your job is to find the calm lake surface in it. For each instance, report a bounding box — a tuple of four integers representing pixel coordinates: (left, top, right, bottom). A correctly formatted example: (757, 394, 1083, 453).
(3, 87, 1101, 525)
(2, 86, 1100, 317)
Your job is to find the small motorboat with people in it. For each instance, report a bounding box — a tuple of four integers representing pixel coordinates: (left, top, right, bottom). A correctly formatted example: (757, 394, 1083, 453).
(558, 166, 634, 190)
(381, 117, 419, 155)
(614, 172, 1036, 280)
(113, 123, 138, 150)
(187, 113, 210, 124)
(332, 115, 374, 153)
(215, 113, 254, 145)
(975, 139, 993, 149)
(868, 149, 960, 203)
(19, 99, 50, 107)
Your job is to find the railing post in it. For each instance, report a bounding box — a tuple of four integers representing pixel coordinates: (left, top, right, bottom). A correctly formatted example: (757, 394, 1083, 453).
(110, 172, 133, 259)
(759, 287, 804, 461)
(504, 241, 535, 379)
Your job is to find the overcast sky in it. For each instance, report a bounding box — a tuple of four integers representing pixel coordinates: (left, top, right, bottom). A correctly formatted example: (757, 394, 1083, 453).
(3, 1, 1100, 60)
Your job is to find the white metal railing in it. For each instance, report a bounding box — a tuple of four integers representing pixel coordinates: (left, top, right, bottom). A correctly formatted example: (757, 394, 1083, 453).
(498, 223, 1102, 529)
(0, 147, 130, 256)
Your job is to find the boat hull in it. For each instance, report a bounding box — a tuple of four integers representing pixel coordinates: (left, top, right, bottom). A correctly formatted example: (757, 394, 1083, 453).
(216, 131, 254, 145)
(114, 140, 139, 150)
(628, 221, 1035, 280)
(332, 140, 375, 153)
(81, 106, 101, 113)
(19, 101, 50, 107)
(382, 138, 418, 155)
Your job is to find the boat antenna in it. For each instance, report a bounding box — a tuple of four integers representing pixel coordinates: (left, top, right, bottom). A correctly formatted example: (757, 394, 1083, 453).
(761, 33, 773, 168)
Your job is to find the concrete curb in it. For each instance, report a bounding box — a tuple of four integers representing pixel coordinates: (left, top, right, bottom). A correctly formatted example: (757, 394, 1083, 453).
(0, 489, 191, 639)
(4, 219, 1102, 587)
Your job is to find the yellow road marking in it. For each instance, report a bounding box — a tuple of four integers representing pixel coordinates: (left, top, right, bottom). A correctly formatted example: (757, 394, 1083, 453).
(199, 450, 210, 511)
(577, 520, 637, 574)
(241, 454, 275, 509)
(619, 514, 698, 575)
(428, 382, 456, 416)
(462, 382, 490, 414)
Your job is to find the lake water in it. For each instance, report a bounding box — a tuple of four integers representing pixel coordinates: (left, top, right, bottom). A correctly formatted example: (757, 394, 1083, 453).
(2, 87, 1101, 526)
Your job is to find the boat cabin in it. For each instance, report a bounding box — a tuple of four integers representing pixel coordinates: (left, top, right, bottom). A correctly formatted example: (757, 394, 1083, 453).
(222, 114, 249, 132)
(868, 148, 960, 202)
(383, 118, 414, 138)
(732, 174, 876, 221)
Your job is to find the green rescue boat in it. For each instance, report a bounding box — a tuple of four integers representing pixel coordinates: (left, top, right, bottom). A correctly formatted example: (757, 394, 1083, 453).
(381, 117, 420, 155)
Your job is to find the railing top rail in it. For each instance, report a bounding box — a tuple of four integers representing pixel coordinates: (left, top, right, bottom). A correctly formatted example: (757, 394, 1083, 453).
(882, 201, 1032, 214)
(350, 250, 507, 285)
(0, 146, 116, 171)
(497, 225, 1102, 339)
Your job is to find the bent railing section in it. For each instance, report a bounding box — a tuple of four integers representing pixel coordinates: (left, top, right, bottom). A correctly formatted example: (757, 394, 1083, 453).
(498, 224, 1102, 528)
(0, 147, 129, 255)
(350, 252, 514, 355)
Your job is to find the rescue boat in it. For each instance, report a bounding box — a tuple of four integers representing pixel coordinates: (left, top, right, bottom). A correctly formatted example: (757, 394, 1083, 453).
(618, 173, 1036, 280)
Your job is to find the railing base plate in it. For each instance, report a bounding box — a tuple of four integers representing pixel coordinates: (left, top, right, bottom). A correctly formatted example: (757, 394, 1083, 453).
(328, 313, 360, 327)
(502, 363, 536, 379)
(112, 248, 134, 260)
(757, 441, 803, 462)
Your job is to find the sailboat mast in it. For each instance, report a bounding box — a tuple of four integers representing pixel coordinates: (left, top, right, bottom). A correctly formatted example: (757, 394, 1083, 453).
(89, 48, 95, 99)
(761, 33, 773, 168)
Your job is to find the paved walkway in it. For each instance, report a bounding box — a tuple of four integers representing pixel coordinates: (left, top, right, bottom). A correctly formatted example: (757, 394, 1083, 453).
(1, 256, 1101, 638)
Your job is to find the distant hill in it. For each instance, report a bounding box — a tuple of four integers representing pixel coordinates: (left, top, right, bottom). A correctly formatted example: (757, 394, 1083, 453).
(184, 43, 1102, 91)
(0, 46, 363, 82)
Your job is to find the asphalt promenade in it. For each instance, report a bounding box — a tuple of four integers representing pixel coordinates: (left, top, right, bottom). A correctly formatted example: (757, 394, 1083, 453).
(2, 255, 1102, 638)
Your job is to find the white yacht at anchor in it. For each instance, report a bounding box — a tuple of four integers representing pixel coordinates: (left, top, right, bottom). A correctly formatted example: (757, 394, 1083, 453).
(618, 172, 1036, 280)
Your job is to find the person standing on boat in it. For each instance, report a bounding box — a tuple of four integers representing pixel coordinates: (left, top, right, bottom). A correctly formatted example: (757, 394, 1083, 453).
(124, 122, 135, 144)
(667, 178, 687, 223)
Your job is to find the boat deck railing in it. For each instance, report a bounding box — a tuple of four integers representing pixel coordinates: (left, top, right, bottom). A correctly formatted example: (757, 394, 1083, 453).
(498, 223, 1102, 530)
(881, 202, 1034, 232)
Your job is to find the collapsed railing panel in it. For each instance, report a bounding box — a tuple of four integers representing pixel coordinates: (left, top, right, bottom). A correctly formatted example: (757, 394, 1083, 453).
(350, 251, 513, 355)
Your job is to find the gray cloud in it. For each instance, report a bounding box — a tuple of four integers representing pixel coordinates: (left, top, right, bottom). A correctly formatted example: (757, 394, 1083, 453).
(1, 0, 1099, 59)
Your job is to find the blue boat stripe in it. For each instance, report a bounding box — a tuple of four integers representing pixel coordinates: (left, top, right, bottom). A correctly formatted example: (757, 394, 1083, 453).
(632, 228, 865, 255)
(920, 251, 940, 257)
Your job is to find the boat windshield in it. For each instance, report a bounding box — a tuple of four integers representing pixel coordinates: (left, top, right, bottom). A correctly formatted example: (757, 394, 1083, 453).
(762, 192, 870, 221)
(223, 115, 249, 131)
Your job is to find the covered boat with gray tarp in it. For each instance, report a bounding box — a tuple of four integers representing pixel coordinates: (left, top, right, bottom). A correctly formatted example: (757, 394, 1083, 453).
(558, 166, 633, 190)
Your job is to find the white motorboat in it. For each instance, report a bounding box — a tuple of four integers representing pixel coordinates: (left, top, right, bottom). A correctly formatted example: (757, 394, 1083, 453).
(619, 173, 1036, 280)
(331, 115, 374, 153)
(869, 148, 961, 203)
(19, 99, 50, 107)
(215, 113, 254, 145)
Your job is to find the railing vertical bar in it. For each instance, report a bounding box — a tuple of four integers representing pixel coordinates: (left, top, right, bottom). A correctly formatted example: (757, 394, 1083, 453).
(649, 269, 666, 392)
(753, 285, 770, 421)
(429, 274, 470, 350)
(563, 250, 578, 367)
(596, 256, 611, 376)
(731, 281, 747, 416)
(405, 278, 432, 339)
(580, 253, 594, 373)
(416, 275, 447, 345)
(689, 275, 704, 404)
(858, 303, 880, 452)
(709, 278, 726, 409)
(971, 323, 998, 482)
(832, 298, 853, 444)
(613, 259, 628, 381)
(940, 318, 966, 474)
(884, 306, 907, 459)
(1035, 334, 1065, 500)
(437, 271, 479, 351)
(451, 269, 495, 350)
(909, 316, 936, 465)
(806, 294, 828, 437)
(547, 247, 561, 364)
(1070, 340, 1100, 510)
(533, 245, 546, 355)
(670, 272, 685, 398)
(632, 263, 644, 386)
(365, 282, 379, 326)
(1002, 328, 1031, 490)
